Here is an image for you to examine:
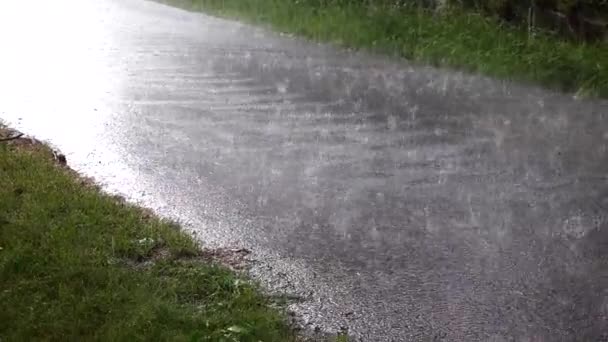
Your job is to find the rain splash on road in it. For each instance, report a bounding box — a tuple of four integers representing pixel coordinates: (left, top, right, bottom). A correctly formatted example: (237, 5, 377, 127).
(0, 0, 607, 340)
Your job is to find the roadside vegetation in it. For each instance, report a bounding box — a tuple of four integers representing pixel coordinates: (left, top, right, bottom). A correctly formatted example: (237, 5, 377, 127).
(0, 129, 295, 341)
(161, 0, 608, 97)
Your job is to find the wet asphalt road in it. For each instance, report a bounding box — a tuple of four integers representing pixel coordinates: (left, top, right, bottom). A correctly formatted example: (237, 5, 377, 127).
(1, 1, 608, 340)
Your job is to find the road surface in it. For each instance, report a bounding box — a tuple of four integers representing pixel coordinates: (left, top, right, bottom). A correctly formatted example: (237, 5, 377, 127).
(0, 1, 607, 340)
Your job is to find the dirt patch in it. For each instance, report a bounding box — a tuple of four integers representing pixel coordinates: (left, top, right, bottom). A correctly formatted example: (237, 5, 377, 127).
(128, 244, 254, 271)
(199, 247, 253, 270)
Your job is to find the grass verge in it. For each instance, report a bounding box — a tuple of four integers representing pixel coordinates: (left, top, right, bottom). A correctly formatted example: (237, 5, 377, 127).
(159, 0, 608, 98)
(0, 129, 294, 341)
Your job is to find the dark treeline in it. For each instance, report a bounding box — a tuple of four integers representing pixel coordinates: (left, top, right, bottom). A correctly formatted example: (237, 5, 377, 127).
(296, 0, 608, 42)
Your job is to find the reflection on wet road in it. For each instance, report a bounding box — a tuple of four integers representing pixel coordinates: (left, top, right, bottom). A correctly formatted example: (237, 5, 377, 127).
(1, 0, 607, 340)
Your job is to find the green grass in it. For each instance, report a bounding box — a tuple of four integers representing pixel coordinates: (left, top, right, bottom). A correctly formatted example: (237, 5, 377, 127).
(0, 141, 294, 341)
(159, 0, 608, 97)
